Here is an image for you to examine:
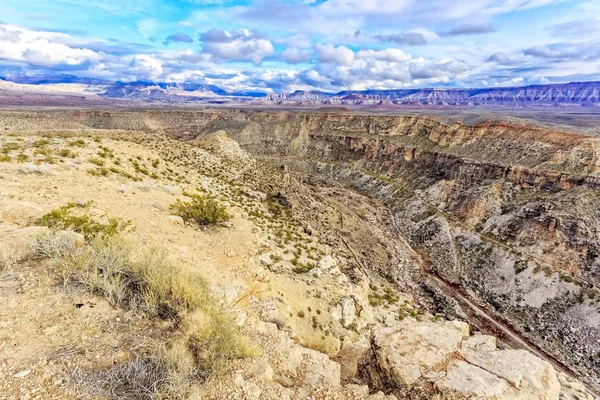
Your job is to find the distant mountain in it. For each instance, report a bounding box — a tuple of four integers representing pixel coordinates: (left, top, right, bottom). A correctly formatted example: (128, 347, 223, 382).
(2, 74, 110, 86)
(264, 82, 600, 106)
(266, 90, 336, 102)
(99, 81, 266, 100)
(2, 75, 600, 106)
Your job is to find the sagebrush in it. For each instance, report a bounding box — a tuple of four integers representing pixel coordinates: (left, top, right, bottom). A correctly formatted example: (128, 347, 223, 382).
(172, 194, 231, 226)
(36, 202, 131, 240)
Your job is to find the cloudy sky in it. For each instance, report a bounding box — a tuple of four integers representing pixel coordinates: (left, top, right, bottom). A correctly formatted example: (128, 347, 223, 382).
(1, 0, 599, 92)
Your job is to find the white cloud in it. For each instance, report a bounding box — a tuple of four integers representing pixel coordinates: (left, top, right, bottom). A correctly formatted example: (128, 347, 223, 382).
(356, 48, 411, 62)
(130, 54, 163, 79)
(283, 34, 312, 49)
(0, 24, 101, 67)
(199, 28, 274, 64)
(279, 47, 312, 64)
(314, 43, 354, 65)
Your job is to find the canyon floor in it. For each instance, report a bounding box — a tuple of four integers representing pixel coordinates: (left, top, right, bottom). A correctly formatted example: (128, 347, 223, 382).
(0, 108, 598, 400)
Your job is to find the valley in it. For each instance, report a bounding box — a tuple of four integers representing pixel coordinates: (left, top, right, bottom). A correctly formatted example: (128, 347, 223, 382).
(1, 108, 598, 399)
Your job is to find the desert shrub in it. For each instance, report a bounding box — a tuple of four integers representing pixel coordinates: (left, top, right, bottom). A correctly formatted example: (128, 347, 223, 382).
(60, 236, 252, 385)
(87, 167, 110, 177)
(16, 153, 29, 163)
(33, 147, 51, 156)
(36, 202, 131, 240)
(109, 167, 141, 182)
(33, 139, 50, 147)
(86, 341, 201, 400)
(88, 157, 106, 166)
(69, 139, 87, 147)
(187, 310, 251, 375)
(99, 355, 172, 400)
(58, 236, 208, 316)
(27, 230, 81, 261)
(172, 195, 231, 226)
(0, 251, 7, 272)
(292, 262, 314, 274)
(57, 149, 77, 158)
(1, 142, 23, 153)
(0, 154, 10, 162)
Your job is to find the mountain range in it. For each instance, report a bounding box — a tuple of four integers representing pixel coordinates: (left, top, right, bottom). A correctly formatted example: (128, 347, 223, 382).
(265, 82, 600, 106)
(1, 74, 600, 106)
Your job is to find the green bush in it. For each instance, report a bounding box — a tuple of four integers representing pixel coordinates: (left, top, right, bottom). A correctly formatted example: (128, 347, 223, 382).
(172, 195, 231, 226)
(36, 202, 131, 240)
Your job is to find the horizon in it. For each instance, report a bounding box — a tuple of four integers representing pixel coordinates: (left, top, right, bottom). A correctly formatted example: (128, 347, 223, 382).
(4, 73, 600, 96)
(1, 1, 600, 93)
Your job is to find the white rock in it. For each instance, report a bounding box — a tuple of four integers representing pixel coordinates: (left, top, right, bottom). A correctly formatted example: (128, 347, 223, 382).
(339, 296, 357, 328)
(13, 369, 31, 378)
(365, 319, 561, 400)
(167, 215, 184, 225)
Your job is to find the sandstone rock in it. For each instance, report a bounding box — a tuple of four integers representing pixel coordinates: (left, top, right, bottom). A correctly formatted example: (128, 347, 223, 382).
(269, 333, 341, 393)
(333, 337, 371, 383)
(361, 319, 561, 400)
(245, 360, 274, 383)
(167, 215, 184, 225)
(244, 188, 267, 203)
(333, 296, 358, 329)
(212, 284, 247, 305)
(558, 372, 595, 400)
(234, 374, 262, 399)
(367, 320, 469, 387)
(309, 267, 324, 278)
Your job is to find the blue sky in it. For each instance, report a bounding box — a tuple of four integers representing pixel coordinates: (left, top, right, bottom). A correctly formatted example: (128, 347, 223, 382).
(1, 0, 600, 92)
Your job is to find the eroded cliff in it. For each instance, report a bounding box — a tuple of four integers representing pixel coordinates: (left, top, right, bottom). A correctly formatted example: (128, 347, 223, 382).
(2, 108, 599, 394)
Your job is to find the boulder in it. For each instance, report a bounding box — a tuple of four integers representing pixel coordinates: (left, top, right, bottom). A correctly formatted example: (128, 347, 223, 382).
(333, 337, 371, 383)
(360, 319, 561, 400)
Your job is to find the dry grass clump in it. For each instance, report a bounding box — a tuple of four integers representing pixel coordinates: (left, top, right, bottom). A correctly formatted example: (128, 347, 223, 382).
(27, 230, 82, 261)
(0, 250, 8, 272)
(36, 202, 132, 240)
(57, 148, 77, 158)
(186, 310, 253, 375)
(89, 340, 205, 400)
(57, 236, 206, 316)
(55, 235, 252, 391)
(172, 194, 231, 226)
(68, 139, 87, 148)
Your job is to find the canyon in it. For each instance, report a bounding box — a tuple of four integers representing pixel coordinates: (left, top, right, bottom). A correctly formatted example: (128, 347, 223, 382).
(1, 108, 599, 399)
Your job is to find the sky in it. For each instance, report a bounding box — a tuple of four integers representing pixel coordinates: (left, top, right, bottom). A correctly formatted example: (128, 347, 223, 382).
(1, 0, 600, 92)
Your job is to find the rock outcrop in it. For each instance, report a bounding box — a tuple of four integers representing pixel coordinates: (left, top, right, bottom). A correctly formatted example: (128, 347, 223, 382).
(356, 319, 561, 400)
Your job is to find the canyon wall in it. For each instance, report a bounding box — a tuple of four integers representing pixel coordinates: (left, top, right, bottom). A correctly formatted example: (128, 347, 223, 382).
(5, 109, 600, 387)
